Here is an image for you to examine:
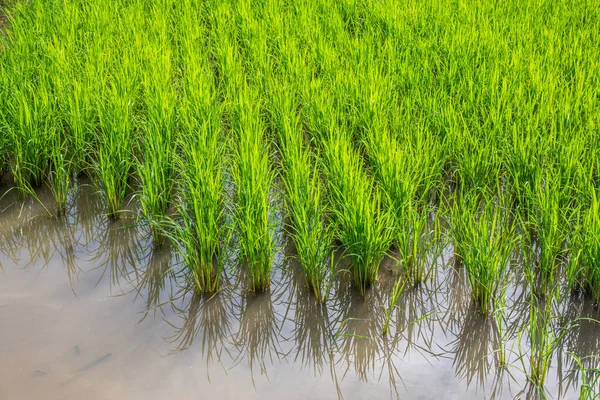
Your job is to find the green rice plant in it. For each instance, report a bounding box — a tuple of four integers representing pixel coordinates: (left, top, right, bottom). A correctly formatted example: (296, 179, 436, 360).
(231, 89, 277, 293)
(60, 75, 97, 176)
(349, 61, 444, 287)
(492, 275, 512, 368)
(270, 89, 334, 302)
(137, 4, 176, 243)
(206, 2, 277, 293)
(449, 130, 503, 200)
(284, 162, 335, 302)
(0, 129, 5, 177)
(43, 0, 97, 177)
(0, 54, 8, 176)
(398, 208, 444, 287)
(322, 131, 393, 297)
(162, 0, 230, 295)
(451, 194, 516, 316)
(524, 296, 576, 390)
(95, 48, 139, 219)
(167, 122, 230, 295)
(506, 129, 547, 219)
(47, 133, 71, 215)
(567, 216, 586, 296)
(363, 130, 442, 286)
(302, 78, 394, 296)
(571, 354, 600, 400)
(577, 188, 600, 303)
(1, 80, 53, 197)
(521, 170, 570, 296)
(383, 276, 406, 336)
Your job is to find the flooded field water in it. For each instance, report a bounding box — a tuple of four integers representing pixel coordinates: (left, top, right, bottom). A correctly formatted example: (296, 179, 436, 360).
(1, 182, 599, 400)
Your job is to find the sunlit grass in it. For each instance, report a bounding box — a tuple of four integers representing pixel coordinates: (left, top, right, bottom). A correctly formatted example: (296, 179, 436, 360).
(451, 194, 516, 316)
(0, 0, 598, 357)
(136, 2, 176, 243)
(231, 89, 277, 293)
(270, 89, 334, 302)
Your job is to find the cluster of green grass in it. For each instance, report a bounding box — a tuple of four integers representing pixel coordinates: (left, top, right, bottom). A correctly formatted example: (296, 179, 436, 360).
(1, 1, 600, 388)
(137, 2, 177, 241)
(451, 195, 516, 316)
(270, 89, 334, 302)
(229, 88, 277, 293)
(165, 1, 230, 295)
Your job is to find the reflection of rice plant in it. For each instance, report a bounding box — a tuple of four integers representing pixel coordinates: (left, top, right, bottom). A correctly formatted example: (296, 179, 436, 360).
(233, 294, 281, 381)
(383, 277, 405, 336)
(167, 293, 233, 367)
(523, 296, 576, 390)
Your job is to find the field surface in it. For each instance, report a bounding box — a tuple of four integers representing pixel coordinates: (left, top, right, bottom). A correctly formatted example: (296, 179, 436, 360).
(1, 0, 599, 398)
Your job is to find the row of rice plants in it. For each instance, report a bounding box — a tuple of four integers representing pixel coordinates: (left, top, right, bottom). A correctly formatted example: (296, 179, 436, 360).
(137, 1, 177, 242)
(210, 2, 278, 293)
(269, 87, 334, 302)
(1, 0, 600, 311)
(350, 64, 444, 287)
(164, 0, 230, 295)
(0, 1, 56, 200)
(304, 79, 392, 297)
(230, 88, 277, 293)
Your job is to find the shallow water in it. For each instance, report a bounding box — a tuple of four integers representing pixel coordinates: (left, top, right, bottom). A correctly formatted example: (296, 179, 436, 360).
(0, 182, 598, 400)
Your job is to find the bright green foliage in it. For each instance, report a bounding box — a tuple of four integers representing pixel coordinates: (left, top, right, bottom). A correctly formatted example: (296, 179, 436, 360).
(270, 89, 334, 302)
(321, 128, 393, 297)
(95, 52, 138, 219)
(171, 111, 229, 295)
(165, 1, 231, 295)
(452, 196, 516, 316)
(577, 189, 600, 301)
(0, 0, 599, 314)
(137, 1, 177, 242)
(230, 90, 277, 293)
(93, 4, 143, 218)
(1, 2, 600, 395)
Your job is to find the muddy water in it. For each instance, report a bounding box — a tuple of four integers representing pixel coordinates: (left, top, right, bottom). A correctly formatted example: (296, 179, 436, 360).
(0, 183, 598, 400)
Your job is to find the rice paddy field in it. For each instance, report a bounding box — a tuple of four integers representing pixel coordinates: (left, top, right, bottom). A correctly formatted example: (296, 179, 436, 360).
(1, 0, 600, 398)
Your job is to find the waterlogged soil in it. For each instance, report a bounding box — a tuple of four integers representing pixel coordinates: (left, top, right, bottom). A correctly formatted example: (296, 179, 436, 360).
(0, 183, 599, 400)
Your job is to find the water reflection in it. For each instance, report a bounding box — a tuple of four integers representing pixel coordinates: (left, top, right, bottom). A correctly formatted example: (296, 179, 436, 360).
(50, 215, 82, 290)
(292, 286, 334, 376)
(135, 243, 177, 318)
(558, 297, 600, 398)
(167, 291, 235, 380)
(1, 183, 598, 400)
(87, 217, 146, 293)
(279, 257, 336, 377)
(449, 304, 496, 389)
(0, 190, 82, 281)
